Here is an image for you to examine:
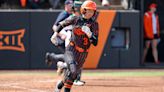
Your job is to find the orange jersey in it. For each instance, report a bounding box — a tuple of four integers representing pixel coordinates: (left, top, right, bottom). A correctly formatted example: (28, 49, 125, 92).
(144, 11, 160, 39)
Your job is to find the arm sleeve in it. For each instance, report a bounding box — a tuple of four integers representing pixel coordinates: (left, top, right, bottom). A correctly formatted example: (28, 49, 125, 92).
(90, 22, 99, 46)
(54, 11, 69, 25)
(143, 13, 149, 37)
(56, 16, 77, 33)
(156, 15, 160, 35)
(59, 15, 77, 27)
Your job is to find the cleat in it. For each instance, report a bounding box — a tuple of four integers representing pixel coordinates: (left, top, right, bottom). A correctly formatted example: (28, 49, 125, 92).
(45, 52, 53, 66)
(57, 62, 67, 76)
(73, 80, 85, 86)
(54, 80, 62, 92)
(57, 62, 67, 69)
(45, 52, 59, 67)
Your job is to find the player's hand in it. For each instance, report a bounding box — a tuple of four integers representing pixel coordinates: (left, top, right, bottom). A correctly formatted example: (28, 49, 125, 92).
(52, 25, 58, 32)
(50, 32, 59, 46)
(58, 33, 67, 40)
(82, 26, 92, 38)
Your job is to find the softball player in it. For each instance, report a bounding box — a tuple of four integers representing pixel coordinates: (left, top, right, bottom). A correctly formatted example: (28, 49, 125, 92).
(51, 1, 99, 92)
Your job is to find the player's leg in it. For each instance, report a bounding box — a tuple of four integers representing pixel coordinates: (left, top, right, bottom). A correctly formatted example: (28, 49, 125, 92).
(63, 66, 78, 92)
(152, 39, 160, 64)
(45, 52, 67, 75)
(54, 68, 70, 92)
(53, 50, 75, 92)
(72, 51, 88, 86)
(55, 62, 77, 92)
(45, 52, 65, 66)
(57, 61, 67, 75)
(73, 68, 85, 86)
(63, 51, 78, 92)
(63, 71, 75, 92)
(142, 40, 151, 64)
(54, 80, 64, 92)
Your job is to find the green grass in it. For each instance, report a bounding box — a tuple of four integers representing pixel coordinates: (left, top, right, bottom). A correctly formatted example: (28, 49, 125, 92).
(1, 70, 164, 77)
(83, 71, 164, 77)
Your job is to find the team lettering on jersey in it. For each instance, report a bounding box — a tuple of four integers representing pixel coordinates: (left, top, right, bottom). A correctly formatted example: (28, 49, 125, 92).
(73, 27, 90, 49)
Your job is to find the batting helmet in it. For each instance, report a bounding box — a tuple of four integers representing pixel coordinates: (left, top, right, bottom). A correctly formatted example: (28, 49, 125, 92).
(80, 0, 97, 14)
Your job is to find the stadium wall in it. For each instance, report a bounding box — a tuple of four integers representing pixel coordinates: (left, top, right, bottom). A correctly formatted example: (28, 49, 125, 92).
(0, 10, 140, 69)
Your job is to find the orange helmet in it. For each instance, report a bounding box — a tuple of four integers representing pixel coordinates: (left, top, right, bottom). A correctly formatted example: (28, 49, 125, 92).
(80, 0, 97, 14)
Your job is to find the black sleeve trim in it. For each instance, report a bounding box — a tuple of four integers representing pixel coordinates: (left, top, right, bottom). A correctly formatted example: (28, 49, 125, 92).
(90, 34, 98, 46)
(56, 24, 63, 33)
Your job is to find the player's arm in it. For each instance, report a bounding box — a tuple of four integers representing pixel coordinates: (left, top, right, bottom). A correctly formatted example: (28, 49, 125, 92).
(90, 22, 99, 46)
(81, 22, 99, 46)
(55, 16, 77, 33)
(52, 12, 69, 32)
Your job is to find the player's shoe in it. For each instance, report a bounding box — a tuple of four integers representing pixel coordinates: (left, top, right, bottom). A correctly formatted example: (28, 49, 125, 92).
(57, 62, 67, 69)
(73, 80, 85, 86)
(54, 80, 63, 92)
(45, 52, 53, 66)
(45, 52, 59, 66)
(57, 61, 67, 76)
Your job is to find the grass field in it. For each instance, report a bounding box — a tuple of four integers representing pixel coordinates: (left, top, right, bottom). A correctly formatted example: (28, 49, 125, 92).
(0, 69, 164, 92)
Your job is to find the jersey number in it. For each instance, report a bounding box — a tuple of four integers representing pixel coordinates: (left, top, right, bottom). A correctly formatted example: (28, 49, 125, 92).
(83, 37, 88, 45)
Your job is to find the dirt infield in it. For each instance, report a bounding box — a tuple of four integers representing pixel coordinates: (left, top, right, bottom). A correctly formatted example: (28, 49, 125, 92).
(0, 69, 164, 92)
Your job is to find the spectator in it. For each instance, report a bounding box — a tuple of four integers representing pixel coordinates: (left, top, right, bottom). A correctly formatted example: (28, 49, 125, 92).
(121, 0, 137, 10)
(101, 0, 110, 7)
(0, 0, 5, 7)
(0, 0, 21, 9)
(49, 0, 60, 9)
(128, 0, 136, 9)
(121, 0, 128, 9)
(27, 0, 45, 9)
(20, 0, 27, 8)
(53, 0, 73, 26)
(142, 3, 160, 64)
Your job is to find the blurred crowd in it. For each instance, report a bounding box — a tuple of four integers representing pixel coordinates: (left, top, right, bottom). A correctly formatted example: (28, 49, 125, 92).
(0, 0, 139, 10)
(0, 0, 57, 9)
